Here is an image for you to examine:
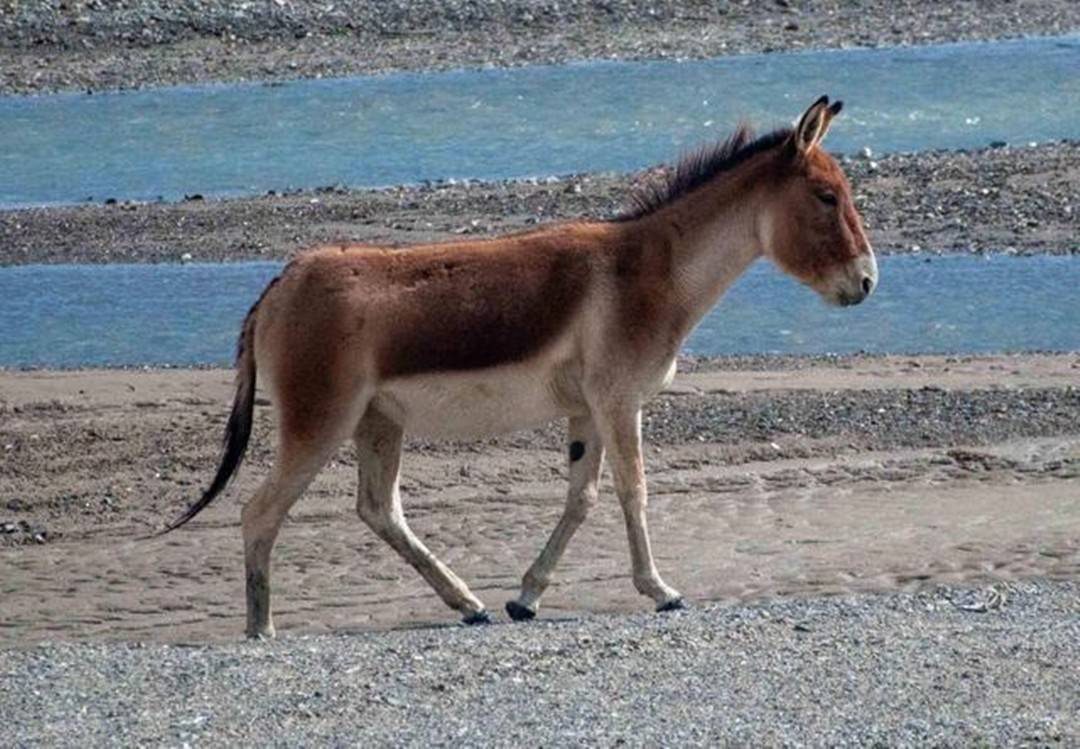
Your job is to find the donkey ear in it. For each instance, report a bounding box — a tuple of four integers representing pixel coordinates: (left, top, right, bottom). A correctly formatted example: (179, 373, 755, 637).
(793, 95, 836, 154)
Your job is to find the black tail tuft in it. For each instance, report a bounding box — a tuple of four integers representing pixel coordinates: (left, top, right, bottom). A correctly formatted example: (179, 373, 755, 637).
(151, 315, 258, 538)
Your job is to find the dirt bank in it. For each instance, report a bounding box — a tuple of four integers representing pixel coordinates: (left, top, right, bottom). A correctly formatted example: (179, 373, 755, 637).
(3, 1, 1078, 95)
(2, 140, 1077, 266)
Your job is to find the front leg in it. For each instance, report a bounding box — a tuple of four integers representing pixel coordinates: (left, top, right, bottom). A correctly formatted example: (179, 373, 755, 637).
(507, 414, 605, 621)
(594, 403, 683, 611)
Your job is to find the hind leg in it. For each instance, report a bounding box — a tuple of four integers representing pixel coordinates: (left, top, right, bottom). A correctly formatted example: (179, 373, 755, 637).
(242, 439, 338, 639)
(242, 379, 369, 639)
(354, 407, 490, 624)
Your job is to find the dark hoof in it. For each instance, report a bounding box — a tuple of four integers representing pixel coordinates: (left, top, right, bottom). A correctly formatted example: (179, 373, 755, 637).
(656, 598, 687, 613)
(505, 600, 536, 622)
(462, 610, 494, 626)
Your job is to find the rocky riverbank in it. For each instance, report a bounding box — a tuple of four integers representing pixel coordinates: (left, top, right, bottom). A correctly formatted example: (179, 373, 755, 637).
(2, 579, 1077, 746)
(2, 140, 1077, 265)
(3, 0, 1079, 95)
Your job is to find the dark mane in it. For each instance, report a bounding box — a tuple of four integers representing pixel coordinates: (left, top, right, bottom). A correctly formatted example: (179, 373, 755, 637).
(615, 125, 793, 221)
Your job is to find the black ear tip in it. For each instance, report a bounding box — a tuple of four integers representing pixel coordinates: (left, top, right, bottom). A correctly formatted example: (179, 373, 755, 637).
(829, 100, 844, 115)
(815, 94, 830, 107)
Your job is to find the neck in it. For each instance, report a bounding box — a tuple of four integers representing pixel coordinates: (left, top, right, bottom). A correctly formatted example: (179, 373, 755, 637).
(635, 157, 770, 339)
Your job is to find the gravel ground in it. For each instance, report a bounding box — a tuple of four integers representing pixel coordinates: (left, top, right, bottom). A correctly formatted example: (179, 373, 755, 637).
(2, 140, 1077, 265)
(2, 0, 1079, 95)
(642, 386, 1080, 450)
(1, 579, 1076, 746)
(475, 384, 1080, 455)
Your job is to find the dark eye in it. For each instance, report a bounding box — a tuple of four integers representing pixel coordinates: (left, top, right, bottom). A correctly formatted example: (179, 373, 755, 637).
(816, 191, 838, 206)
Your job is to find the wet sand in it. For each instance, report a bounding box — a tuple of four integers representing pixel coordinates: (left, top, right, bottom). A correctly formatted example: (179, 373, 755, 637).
(2, 354, 1077, 647)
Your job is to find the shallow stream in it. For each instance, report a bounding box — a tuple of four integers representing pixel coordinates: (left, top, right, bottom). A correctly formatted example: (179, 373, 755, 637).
(3, 254, 1077, 368)
(1, 35, 1076, 206)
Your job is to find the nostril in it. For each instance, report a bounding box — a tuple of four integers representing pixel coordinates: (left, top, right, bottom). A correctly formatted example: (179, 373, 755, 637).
(861, 275, 874, 295)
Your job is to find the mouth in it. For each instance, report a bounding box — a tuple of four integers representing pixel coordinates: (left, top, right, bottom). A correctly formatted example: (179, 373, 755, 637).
(832, 289, 867, 307)
(820, 255, 877, 307)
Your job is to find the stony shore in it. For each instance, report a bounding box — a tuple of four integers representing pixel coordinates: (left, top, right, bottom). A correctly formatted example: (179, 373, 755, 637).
(2, 140, 1077, 265)
(3, 0, 1079, 96)
(2, 580, 1077, 746)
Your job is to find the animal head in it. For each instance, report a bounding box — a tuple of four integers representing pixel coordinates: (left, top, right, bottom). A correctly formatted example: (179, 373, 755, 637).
(759, 96, 877, 306)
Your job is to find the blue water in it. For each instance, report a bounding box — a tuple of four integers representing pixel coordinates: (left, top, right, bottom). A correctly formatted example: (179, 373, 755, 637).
(1, 35, 1077, 207)
(1, 255, 1076, 369)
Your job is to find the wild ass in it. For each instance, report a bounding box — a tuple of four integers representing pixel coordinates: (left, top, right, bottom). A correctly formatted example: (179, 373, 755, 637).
(162, 96, 876, 638)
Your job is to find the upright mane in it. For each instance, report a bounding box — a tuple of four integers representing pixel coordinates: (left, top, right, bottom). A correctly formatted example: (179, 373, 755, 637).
(616, 125, 793, 221)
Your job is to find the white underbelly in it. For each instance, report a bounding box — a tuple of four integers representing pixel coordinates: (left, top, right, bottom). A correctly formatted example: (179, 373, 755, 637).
(373, 363, 580, 438)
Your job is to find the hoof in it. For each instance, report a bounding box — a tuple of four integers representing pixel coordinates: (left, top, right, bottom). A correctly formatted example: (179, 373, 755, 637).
(462, 610, 494, 626)
(656, 598, 686, 613)
(245, 628, 276, 641)
(505, 600, 536, 622)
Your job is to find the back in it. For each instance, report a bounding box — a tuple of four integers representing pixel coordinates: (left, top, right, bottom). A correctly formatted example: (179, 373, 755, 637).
(266, 223, 617, 379)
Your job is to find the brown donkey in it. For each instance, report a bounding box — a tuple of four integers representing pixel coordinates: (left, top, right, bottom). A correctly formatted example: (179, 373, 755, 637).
(163, 96, 876, 638)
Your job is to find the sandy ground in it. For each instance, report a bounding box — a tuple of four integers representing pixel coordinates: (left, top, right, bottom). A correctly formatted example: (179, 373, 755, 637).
(2, 354, 1077, 647)
(3, 0, 1079, 96)
(3, 140, 1078, 265)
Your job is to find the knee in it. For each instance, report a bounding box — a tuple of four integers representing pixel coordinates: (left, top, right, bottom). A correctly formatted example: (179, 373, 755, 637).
(617, 487, 647, 513)
(566, 486, 599, 523)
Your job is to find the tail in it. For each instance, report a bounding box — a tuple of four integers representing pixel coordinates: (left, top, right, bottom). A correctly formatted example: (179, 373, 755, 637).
(153, 309, 259, 536)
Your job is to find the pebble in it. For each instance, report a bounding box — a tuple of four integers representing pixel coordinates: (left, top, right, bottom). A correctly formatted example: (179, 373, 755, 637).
(0, 580, 1074, 745)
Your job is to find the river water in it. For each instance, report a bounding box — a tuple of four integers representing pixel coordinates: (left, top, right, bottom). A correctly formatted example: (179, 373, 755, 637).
(3, 254, 1077, 368)
(1, 35, 1077, 207)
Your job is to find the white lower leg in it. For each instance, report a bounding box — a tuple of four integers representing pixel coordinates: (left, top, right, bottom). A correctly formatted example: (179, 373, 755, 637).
(356, 410, 487, 619)
(595, 403, 682, 609)
(515, 497, 591, 610)
(513, 417, 604, 615)
(621, 496, 681, 606)
(371, 510, 488, 615)
(242, 469, 321, 638)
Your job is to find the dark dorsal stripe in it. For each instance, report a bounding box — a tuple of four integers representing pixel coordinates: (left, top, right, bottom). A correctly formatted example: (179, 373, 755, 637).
(616, 126, 793, 221)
